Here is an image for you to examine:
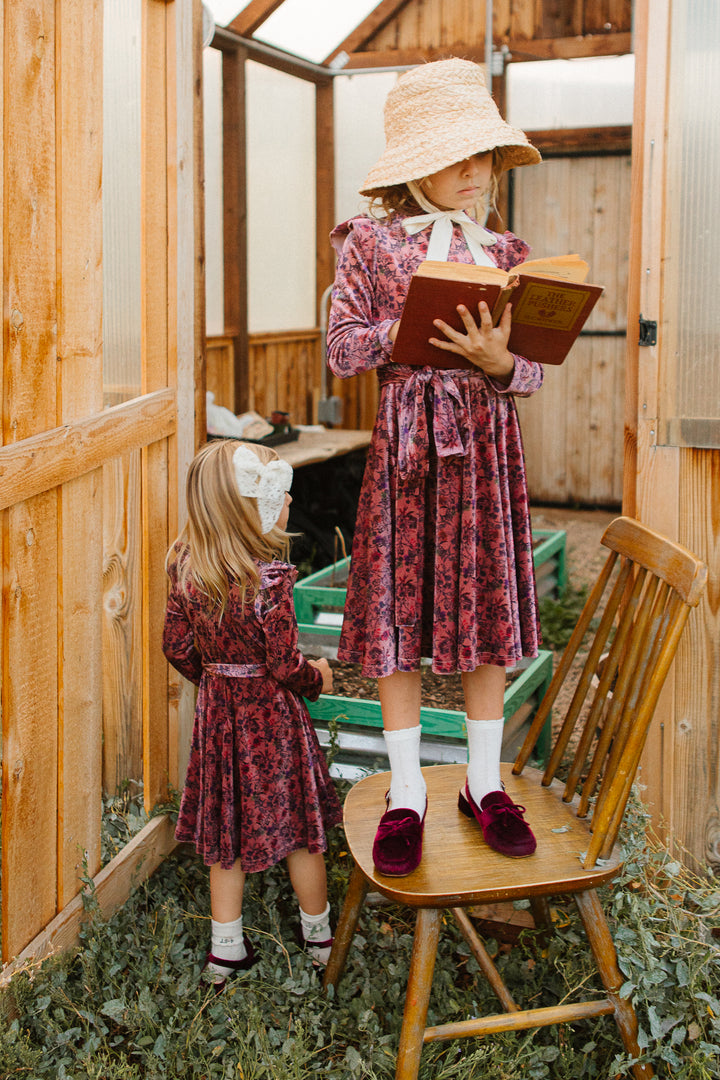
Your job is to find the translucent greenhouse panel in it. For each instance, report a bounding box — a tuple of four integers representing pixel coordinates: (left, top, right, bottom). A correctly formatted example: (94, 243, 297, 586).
(660, 0, 720, 447)
(507, 56, 634, 131)
(246, 61, 316, 332)
(334, 72, 398, 224)
(102, 0, 142, 406)
(251, 0, 381, 64)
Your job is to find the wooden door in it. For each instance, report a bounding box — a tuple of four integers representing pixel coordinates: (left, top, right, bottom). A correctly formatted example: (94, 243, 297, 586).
(0, 0, 202, 971)
(625, 0, 720, 869)
(513, 151, 631, 507)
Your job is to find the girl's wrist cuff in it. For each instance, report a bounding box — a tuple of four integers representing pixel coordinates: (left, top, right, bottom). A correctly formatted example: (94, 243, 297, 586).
(377, 320, 395, 356)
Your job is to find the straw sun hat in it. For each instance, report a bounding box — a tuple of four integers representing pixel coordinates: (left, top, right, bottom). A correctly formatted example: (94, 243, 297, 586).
(359, 57, 540, 195)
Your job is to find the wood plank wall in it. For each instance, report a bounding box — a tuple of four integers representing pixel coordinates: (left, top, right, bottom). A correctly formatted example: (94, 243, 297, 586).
(2, 0, 101, 960)
(206, 331, 380, 432)
(1, 0, 201, 973)
(208, 331, 331, 427)
(103, 454, 144, 794)
(248, 331, 321, 424)
(3, 0, 63, 954)
(334, 0, 632, 64)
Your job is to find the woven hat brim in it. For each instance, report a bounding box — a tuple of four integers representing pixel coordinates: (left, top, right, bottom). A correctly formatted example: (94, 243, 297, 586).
(360, 133, 541, 195)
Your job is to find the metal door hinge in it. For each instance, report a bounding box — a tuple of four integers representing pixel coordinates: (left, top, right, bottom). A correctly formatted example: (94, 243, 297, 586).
(638, 315, 657, 347)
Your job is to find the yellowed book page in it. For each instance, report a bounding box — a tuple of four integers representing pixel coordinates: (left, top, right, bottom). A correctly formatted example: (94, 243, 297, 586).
(516, 254, 590, 282)
(415, 260, 511, 284)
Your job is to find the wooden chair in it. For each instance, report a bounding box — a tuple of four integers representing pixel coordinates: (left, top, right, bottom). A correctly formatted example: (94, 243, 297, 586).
(324, 517, 707, 1080)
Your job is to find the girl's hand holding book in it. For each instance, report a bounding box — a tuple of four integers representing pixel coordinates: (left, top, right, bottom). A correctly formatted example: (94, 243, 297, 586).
(429, 300, 515, 384)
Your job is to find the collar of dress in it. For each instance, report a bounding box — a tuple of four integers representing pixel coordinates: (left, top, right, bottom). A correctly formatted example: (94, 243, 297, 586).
(403, 210, 497, 265)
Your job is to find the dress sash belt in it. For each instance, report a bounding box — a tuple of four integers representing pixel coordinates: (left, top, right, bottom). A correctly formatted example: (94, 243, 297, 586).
(203, 662, 269, 677)
(379, 365, 472, 628)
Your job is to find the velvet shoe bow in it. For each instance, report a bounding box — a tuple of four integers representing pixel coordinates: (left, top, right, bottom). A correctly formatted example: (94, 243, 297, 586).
(458, 785, 536, 858)
(372, 797, 427, 877)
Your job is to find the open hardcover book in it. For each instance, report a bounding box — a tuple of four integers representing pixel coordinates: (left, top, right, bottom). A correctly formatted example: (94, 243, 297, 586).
(392, 255, 604, 369)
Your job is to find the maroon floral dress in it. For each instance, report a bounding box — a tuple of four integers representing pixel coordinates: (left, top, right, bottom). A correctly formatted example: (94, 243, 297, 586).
(163, 556, 342, 872)
(327, 213, 544, 678)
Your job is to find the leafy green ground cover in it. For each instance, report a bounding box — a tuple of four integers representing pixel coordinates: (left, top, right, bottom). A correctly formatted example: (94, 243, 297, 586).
(537, 584, 590, 652)
(1, 789, 719, 1080)
(2, 579, 718, 1077)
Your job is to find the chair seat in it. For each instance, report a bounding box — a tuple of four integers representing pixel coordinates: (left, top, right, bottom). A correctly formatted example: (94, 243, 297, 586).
(344, 763, 622, 905)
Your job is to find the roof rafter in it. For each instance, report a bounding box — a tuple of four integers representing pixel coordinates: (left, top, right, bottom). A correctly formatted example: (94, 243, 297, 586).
(333, 32, 632, 71)
(324, 0, 414, 66)
(505, 32, 632, 62)
(227, 0, 286, 38)
(212, 25, 331, 83)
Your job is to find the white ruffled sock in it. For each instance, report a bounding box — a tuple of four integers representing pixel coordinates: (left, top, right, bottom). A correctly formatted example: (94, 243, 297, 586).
(299, 902, 333, 965)
(465, 716, 504, 806)
(206, 915, 247, 980)
(384, 725, 427, 817)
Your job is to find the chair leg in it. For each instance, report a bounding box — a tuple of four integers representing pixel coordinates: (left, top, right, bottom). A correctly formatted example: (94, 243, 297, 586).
(574, 890, 654, 1080)
(396, 907, 442, 1080)
(529, 895, 552, 933)
(451, 907, 518, 1013)
(529, 895, 554, 948)
(323, 862, 369, 990)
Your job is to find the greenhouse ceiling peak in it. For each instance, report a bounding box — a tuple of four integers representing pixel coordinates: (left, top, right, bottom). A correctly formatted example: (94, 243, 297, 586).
(205, 0, 386, 67)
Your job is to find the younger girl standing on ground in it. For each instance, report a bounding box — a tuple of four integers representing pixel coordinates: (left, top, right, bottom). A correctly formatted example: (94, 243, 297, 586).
(328, 58, 543, 876)
(163, 439, 342, 989)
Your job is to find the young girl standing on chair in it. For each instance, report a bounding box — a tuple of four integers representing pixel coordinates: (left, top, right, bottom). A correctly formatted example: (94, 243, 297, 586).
(328, 58, 542, 875)
(163, 439, 342, 988)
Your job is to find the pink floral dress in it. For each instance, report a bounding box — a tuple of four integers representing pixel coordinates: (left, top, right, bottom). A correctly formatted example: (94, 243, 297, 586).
(163, 556, 342, 872)
(327, 213, 544, 678)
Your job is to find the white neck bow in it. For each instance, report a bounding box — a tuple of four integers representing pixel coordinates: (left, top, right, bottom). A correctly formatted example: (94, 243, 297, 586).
(403, 209, 497, 265)
(233, 444, 293, 534)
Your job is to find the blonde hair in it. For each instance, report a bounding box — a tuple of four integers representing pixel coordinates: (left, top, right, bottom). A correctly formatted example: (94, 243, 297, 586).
(168, 439, 290, 614)
(367, 183, 422, 219)
(367, 151, 503, 223)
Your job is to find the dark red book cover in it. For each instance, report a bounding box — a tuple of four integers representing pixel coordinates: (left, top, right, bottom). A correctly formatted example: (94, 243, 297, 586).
(506, 276, 604, 365)
(391, 271, 603, 369)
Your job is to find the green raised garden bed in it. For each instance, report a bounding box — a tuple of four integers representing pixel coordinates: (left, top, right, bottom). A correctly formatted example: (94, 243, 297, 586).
(294, 528, 567, 642)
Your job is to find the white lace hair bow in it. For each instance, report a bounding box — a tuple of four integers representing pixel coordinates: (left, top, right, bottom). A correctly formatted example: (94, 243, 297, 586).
(232, 444, 293, 534)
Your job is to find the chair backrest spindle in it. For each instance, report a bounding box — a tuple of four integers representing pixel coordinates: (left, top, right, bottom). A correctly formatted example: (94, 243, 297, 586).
(561, 558, 638, 802)
(514, 549, 620, 779)
(573, 565, 657, 814)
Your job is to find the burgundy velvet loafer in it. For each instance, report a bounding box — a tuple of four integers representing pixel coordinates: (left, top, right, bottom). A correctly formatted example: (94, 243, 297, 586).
(372, 797, 427, 877)
(201, 935, 257, 994)
(458, 784, 536, 858)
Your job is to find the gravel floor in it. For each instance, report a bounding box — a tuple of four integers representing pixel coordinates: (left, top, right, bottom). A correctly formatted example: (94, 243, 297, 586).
(530, 505, 619, 593)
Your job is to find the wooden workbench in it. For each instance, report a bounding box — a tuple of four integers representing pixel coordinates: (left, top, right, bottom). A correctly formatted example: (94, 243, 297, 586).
(275, 427, 371, 469)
